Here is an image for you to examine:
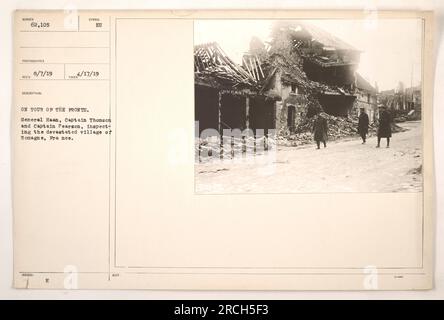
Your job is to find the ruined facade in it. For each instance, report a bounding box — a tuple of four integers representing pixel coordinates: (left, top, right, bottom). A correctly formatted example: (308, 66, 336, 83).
(194, 42, 277, 139)
(379, 83, 421, 114)
(353, 73, 378, 122)
(256, 21, 372, 130)
(194, 22, 380, 146)
(273, 21, 360, 117)
(257, 54, 312, 134)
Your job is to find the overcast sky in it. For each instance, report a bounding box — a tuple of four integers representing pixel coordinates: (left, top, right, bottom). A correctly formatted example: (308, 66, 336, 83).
(194, 19, 423, 91)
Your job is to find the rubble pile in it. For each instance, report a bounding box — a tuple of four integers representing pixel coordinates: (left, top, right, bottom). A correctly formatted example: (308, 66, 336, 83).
(277, 113, 407, 147)
(196, 135, 276, 162)
(277, 114, 359, 146)
(391, 122, 407, 133)
(301, 114, 360, 137)
(195, 115, 408, 158)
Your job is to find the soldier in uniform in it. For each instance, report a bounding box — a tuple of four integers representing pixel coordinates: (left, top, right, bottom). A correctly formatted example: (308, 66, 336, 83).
(313, 113, 328, 149)
(376, 105, 392, 148)
(358, 107, 369, 144)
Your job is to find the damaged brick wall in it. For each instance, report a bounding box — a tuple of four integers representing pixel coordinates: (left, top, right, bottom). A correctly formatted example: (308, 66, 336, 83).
(265, 69, 310, 136)
(276, 88, 309, 135)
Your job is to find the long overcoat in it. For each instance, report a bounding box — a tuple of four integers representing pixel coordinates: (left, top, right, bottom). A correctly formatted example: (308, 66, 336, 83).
(377, 110, 392, 138)
(358, 112, 369, 135)
(313, 115, 328, 142)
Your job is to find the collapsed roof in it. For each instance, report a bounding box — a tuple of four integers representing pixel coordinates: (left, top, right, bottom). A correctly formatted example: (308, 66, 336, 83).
(355, 73, 377, 94)
(194, 42, 355, 98)
(296, 22, 358, 52)
(194, 20, 366, 98)
(269, 21, 360, 68)
(259, 53, 355, 97)
(194, 42, 258, 90)
(263, 53, 308, 86)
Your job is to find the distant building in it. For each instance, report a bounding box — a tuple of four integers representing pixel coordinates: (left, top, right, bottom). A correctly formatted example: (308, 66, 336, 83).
(353, 73, 378, 122)
(405, 85, 422, 113)
(378, 83, 421, 114)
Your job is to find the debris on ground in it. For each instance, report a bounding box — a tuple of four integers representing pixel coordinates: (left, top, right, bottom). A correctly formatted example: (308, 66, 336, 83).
(394, 116, 407, 122)
(277, 114, 360, 146)
(407, 164, 422, 175)
(196, 135, 276, 162)
(277, 113, 407, 147)
(198, 168, 229, 174)
(195, 114, 409, 160)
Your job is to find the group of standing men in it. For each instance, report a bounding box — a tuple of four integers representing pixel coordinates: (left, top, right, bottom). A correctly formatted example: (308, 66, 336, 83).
(312, 106, 393, 149)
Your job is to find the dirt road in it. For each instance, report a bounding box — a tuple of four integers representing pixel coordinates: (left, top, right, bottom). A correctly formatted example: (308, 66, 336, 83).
(195, 121, 423, 193)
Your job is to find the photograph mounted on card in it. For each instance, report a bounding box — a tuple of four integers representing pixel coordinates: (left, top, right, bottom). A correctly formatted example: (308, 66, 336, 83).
(12, 10, 434, 290)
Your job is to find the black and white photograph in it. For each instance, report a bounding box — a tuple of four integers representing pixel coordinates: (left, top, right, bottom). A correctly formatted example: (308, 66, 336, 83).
(4, 5, 440, 296)
(194, 19, 423, 193)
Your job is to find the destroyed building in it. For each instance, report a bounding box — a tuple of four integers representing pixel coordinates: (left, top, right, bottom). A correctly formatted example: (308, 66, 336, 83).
(266, 21, 360, 118)
(194, 42, 278, 138)
(194, 21, 378, 150)
(255, 53, 315, 134)
(379, 83, 421, 115)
